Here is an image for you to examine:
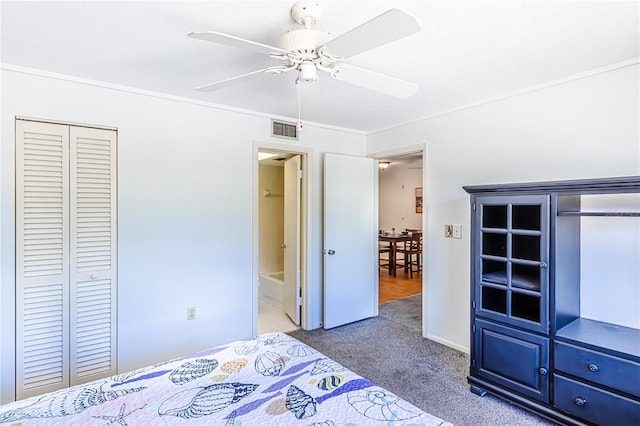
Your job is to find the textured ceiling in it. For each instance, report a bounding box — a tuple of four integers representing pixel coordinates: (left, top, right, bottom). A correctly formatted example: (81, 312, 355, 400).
(1, 1, 638, 133)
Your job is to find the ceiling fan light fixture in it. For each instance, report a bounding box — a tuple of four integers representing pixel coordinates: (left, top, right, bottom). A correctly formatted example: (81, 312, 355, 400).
(298, 61, 318, 82)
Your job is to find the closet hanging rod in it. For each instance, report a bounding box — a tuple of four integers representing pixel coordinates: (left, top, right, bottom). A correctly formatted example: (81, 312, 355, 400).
(263, 189, 283, 198)
(557, 211, 640, 217)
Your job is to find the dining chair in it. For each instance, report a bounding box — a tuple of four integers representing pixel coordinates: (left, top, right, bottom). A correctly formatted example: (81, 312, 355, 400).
(378, 244, 391, 272)
(400, 231, 422, 278)
(392, 238, 409, 276)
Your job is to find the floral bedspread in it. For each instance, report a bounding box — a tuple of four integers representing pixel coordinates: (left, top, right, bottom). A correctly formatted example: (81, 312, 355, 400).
(0, 332, 452, 425)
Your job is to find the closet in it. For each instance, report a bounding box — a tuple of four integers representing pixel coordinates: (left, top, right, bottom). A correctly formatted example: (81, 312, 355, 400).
(15, 119, 117, 399)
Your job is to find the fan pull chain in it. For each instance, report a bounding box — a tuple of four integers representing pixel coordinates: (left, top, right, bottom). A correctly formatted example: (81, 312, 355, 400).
(296, 78, 303, 132)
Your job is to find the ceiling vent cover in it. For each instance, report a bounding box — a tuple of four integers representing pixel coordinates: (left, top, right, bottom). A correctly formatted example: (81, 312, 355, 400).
(272, 120, 298, 140)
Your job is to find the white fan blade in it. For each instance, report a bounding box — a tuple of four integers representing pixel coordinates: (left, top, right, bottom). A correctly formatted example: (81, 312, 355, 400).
(333, 65, 418, 99)
(196, 69, 279, 92)
(188, 31, 290, 55)
(322, 9, 420, 59)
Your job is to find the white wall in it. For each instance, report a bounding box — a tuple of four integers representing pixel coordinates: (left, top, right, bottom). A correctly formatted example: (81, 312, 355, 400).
(0, 68, 366, 402)
(2, 62, 637, 402)
(378, 167, 423, 231)
(367, 64, 640, 351)
(580, 194, 640, 329)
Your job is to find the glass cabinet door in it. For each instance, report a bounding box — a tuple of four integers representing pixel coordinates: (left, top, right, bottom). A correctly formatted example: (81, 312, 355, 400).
(474, 195, 550, 333)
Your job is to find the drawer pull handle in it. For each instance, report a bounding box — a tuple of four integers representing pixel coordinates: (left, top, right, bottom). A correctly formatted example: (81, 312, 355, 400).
(574, 397, 587, 407)
(538, 367, 548, 376)
(587, 363, 599, 372)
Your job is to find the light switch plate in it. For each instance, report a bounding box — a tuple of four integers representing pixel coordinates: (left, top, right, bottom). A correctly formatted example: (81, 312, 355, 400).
(452, 224, 462, 239)
(444, 224, 453, 238)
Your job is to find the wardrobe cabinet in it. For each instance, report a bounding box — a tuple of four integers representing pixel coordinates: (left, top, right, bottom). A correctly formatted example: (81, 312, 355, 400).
(464, 176, 640, 426)
(15, 119, 118, 399)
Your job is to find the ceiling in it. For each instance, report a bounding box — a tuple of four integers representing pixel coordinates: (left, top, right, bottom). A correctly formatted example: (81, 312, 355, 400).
(1, 1, 638, 133)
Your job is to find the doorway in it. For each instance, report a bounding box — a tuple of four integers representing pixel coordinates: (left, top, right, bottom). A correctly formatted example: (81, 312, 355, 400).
(256, 148, 306, 334)
(377, 151, 424, 304)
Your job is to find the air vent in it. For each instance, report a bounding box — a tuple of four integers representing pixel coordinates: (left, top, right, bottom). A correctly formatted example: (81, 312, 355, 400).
(271, 120, 298, 140)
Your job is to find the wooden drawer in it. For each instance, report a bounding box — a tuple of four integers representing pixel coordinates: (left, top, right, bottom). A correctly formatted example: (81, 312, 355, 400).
(555, 341, 640, 397)
(554, 375, 640, 425)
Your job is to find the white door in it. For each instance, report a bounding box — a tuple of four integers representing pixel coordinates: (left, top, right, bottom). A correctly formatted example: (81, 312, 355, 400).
(15, 120, 117, 399)
(15, 120, 71, 398)
(283, 156, 301, 324)
(68, 126, 118, 387)
(323, 153, 377, 329)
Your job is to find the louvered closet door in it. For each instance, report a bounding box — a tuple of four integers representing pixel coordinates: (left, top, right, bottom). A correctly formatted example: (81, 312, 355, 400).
(16, 120, 117, 399)
(16, 121, 71, 399)
(69, 126, 117, 386)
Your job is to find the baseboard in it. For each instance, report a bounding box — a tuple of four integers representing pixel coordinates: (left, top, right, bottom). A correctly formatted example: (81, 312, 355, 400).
(426, 333, 470, 354)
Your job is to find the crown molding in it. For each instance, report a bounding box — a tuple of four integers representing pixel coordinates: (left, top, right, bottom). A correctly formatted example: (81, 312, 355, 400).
(0, 63, 367, 136)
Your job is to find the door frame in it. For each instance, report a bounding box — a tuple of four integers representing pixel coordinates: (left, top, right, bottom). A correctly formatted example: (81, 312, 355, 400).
(283, 155, 301, 325)
(252, 141, 312, 333)
(369, 143, 428, 333)
(12, 118, 119, 400)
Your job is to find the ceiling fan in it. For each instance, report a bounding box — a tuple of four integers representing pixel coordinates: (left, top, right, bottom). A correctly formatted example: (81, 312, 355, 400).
(188, 1, 421, 98)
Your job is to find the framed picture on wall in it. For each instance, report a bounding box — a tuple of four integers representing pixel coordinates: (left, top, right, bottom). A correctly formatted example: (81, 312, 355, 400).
(415, 187, 423, 213)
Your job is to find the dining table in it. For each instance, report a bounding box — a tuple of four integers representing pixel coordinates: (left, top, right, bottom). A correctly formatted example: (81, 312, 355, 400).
(379, 233, 411, 276)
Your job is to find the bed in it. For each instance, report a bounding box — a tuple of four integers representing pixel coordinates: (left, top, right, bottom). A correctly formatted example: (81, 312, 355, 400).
(0, 332, 452, 425)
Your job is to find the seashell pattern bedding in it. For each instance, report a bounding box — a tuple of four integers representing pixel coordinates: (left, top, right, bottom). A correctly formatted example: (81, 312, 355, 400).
(0, 332, 452, 425)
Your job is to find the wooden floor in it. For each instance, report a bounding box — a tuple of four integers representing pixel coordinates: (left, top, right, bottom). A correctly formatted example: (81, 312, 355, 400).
(379, 267, 422, 304)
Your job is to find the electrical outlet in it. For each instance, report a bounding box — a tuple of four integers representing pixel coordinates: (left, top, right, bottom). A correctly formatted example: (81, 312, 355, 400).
(444, 224, 453, 238)
(452, 224, 462, 239)
(187, 306, 196, 320)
